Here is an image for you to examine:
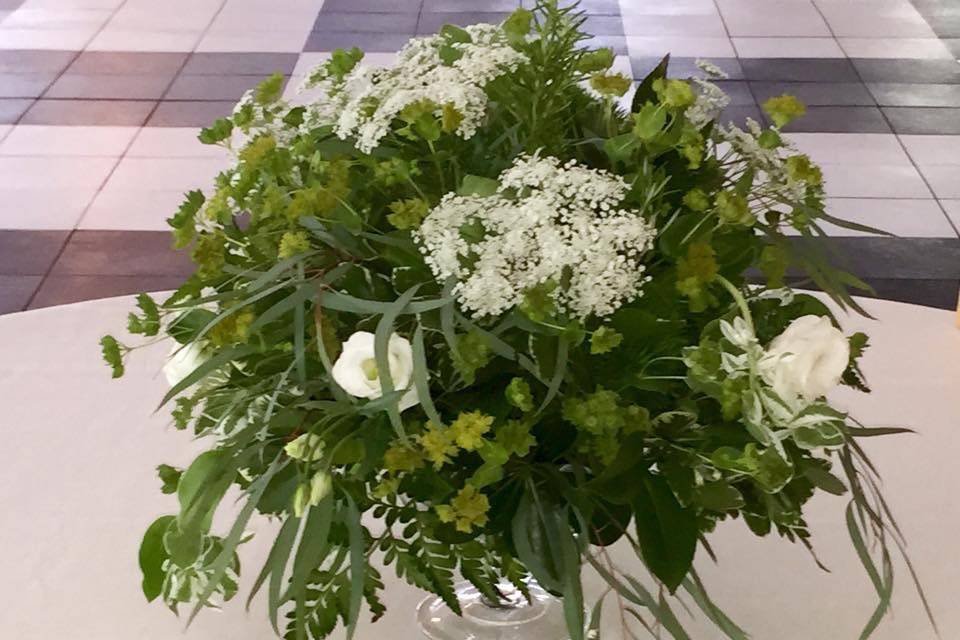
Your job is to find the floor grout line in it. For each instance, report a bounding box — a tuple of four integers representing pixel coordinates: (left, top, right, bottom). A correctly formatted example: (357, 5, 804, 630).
(21, 227, 74, 310)
(71, 0, 232, 232)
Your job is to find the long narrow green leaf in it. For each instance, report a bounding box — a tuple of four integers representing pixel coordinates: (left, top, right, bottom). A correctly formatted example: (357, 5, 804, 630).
(846, 502, 883, 593)
(288, 498, 334, 596)
(858, 545, 893, 640)
(293, 265, 307, 384)
(158, 345, 256, 408)
(247, 515, 298, 610)
(455, 312, 541, 378)
(194, 279, 298, 341)
(511, 494, 561, 592)
(819, 212, 894, 237)
(656, 590, 693, 640)
(374, 285, 421, 436)
(245, 254, 316, 293)
(587, 555, 647, 609)
(344, 494, 366, 640)
(846, 426, 916, 438)
(268, 517, 304, 633)
(681, 569, 748, 640)
(412, 323, 444, 427)
(537, 335, 568, 413)
(587, 592, 606, 639)
(248, 263, 351, 334)
(288, 497, 334, 639)
(186, 457, 283, 625)
(550, 507, 585, 640)
(319, 290, 450, 315)
(439, 279, 460, 360)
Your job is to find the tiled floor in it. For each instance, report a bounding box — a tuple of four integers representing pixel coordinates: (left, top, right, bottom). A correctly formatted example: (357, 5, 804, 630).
(0, 0, 958, 312)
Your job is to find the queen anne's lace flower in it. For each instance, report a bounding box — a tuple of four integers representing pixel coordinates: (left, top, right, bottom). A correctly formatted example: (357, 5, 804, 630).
(299, 24, 527, 153)
(415, 155, 657, 319)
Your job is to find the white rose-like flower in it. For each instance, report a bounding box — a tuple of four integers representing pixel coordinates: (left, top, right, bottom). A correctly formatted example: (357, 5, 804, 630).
(331, 332, 420, 411)
(163, 342, 208, 387)
(760, 315, 850, 403)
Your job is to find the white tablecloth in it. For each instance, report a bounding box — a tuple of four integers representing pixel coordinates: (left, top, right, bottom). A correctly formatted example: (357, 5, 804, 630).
(0, 295, 957, 639)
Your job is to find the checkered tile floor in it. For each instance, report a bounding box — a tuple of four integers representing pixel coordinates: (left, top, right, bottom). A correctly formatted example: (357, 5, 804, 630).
(0, 0, 958, 313)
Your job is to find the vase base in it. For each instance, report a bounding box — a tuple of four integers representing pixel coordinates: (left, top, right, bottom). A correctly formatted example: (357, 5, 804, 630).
(417, 581, 569, 640)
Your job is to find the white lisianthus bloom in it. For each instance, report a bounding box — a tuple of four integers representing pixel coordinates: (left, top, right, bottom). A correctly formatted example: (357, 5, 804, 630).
(760, 315, 850, 403)
(163, 342, 208, 387)
(332, 332, 420, 411)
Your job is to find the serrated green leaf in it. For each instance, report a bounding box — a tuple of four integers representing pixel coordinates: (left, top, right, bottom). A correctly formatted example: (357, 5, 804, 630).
(99, 335, 124, 378)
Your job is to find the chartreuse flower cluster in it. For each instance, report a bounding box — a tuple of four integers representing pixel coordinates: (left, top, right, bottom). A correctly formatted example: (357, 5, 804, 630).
(100, 3, 930, 640)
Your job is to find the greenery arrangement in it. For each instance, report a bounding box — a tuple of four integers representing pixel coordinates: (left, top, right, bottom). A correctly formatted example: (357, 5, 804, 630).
(101, 3, 934, 638)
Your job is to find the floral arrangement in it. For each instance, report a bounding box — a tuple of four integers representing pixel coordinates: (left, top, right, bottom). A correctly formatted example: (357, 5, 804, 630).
(101, 3, 933, 639)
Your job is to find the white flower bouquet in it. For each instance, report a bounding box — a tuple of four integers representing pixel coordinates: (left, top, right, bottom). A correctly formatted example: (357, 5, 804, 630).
(102, 2, 934, 639)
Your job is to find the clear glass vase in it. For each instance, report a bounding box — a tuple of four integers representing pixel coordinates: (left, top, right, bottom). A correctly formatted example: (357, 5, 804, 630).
(417, 580, 570, 639)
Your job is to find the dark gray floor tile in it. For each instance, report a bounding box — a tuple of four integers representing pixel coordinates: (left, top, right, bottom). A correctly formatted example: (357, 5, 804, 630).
(861, 278, 960, 310)
(304, 31, 414, 52)
(320, 0, 422, 12)
(424, 0, 518, 10)
(802, 237, 960, 279)
(867, 83, 960, 107)
(740, 58, 860, 82)
(147, 100, 235, 127)
(416, 12, 512, 34)
(719, 105, 763, 129)
(0, 230, 69, 276)
(0, 275, 41, 315)
(524, 0, 619, 14)
(749, 81, 874, 106)
(711, 80, 755, 106)
(851, 59, 960, 84)
(0, 72, 57, 99)
(776, 106, 890, 133)
(582, 15, 624, 36)
(0, 98, 32, 123)
(882, 107, 960, 135)
(579, 34, 626, 55)
(926, 15, 960, 38)
(313, 11, 420, 33)
(51, 231, 192, 277)
(28, 274, 186, 310)
(43, 74, 173, 100)
(631, 56, 744, 81)
(0, 50, 77, 74)
(181, 52, 299, 75)
(65, 51, 188, 75)
(166, 74, 285, 101)
(21, 99, 156, 126)
(777, 274, 958, 310)
(576, 0, 621, 14)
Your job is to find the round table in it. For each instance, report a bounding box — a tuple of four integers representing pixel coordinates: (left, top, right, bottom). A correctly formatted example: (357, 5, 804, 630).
(0, 295, 957, 639)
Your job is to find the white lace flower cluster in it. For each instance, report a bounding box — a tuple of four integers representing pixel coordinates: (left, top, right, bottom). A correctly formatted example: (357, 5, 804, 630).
(300, 24, 527, 153)
(686, 60, 731, 129)
(717, 118, 808, 201)
(415, 155, 657, 319)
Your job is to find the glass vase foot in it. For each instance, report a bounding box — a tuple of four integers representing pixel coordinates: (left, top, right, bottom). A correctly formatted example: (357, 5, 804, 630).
(417, 580, 569, 639)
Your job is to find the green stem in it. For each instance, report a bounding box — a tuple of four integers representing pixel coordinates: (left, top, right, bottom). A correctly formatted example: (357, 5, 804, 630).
(715, 274, 755, 335)
(426, 140, 446, 193)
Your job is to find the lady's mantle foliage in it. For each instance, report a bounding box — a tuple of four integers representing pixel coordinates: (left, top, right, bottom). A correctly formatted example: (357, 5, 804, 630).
(100, 3, 932, 640)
